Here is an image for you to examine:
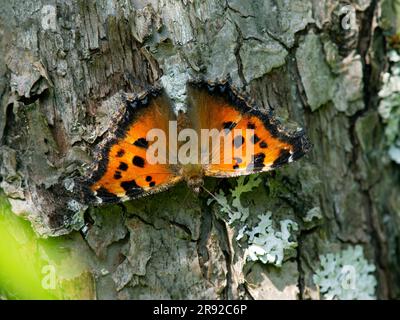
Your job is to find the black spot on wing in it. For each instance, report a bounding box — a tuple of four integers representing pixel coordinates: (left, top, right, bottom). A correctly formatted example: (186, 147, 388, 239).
(248, 152, 265, 171)
(272, 149, 291, 168)
(96, 187, 119, 203)
(233, 135, 245, 148)
(233, 164, 239, 170)
(132, 156, 145, 168)
(251, 134, 261, 144)
(223, 121, 237, 130)
(247, 122, 256, 129)
(118, 162, 128, 171)
(253, 153, 266, 169)
(259, 141, 268, 149)
(149, 181, 156, 187)
(146, 176, 152, 182)
(134, 138, 149, 149)
(114, 171, 122, 180)
(116, 149, 125, 157)
(121, 179, 140, 191)
(121, 179, 143, 198)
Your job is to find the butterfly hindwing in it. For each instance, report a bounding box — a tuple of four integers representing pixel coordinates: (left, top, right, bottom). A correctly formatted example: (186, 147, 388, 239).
(85, 88, 182, 204)
(187, 80, 311, 177)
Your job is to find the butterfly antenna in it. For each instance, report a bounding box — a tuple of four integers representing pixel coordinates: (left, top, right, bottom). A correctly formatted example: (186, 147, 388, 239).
(200, 185, 237, 218)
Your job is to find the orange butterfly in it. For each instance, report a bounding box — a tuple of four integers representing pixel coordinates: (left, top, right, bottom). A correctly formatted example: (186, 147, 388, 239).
(82, 80, 311, 204)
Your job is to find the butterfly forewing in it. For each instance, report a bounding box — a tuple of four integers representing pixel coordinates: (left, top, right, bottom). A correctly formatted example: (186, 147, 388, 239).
(186, 81, 310, 177)
(86, 89, 182, 203)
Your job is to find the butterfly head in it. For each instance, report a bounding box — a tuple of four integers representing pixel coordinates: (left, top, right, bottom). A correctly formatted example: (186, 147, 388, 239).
(187, 175, 204, 194)
(180, 164, 204, 194)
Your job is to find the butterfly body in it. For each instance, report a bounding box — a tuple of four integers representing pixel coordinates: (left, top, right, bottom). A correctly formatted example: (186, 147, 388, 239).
(179, 163, 205, 194)
(81, 79, 311, 204)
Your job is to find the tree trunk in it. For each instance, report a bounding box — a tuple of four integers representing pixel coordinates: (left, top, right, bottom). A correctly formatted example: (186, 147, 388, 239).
(1, 0, 399, 299)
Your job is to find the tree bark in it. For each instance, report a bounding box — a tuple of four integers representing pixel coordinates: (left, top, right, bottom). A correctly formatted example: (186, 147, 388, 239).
(0, 0, 399, 299)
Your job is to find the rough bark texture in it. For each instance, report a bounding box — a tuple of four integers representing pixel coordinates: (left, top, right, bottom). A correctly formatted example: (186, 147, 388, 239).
(1, 0, 399, 299)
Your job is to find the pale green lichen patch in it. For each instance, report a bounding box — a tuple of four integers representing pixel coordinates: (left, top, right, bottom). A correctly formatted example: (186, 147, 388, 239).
(313, 245, 377, 300)
(209, 175, 299, 267)
(378, 50, 400, 164)
(208, 175, 262, 224)
(245, 212, 298, 266)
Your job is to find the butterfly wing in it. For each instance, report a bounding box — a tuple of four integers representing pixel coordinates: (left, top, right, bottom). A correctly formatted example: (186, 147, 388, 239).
(84, 88, 182, 204)
(186, 81, 311, 177)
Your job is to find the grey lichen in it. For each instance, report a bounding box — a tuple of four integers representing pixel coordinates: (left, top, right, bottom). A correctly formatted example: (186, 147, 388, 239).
(313, 245, 377, 300)
(245, 212, 298, 266)
(159, 57, 190, 113)
(378, 50, 400, 164)
(208, 175, 262, 224)
(210, 175, 299, 267)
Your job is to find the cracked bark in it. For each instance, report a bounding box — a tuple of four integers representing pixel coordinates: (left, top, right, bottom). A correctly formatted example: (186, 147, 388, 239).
(1, 0, 399, 299)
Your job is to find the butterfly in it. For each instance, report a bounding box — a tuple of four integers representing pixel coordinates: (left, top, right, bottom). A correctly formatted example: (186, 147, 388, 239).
(80, 79, 311, 204)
